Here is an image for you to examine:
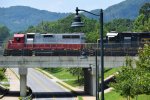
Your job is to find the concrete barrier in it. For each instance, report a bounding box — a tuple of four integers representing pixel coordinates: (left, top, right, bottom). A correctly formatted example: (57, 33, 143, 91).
(0, 56, 137, 68)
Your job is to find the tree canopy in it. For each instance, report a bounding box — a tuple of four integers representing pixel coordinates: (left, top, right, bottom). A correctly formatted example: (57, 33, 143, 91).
(104, 19, 133, 32)
(139, 3, 150, 21)
(0, 68, 6, 81)
(133, 3, 150, 32)
(0, 25, 10, 42)
(110, 44, 150, 99)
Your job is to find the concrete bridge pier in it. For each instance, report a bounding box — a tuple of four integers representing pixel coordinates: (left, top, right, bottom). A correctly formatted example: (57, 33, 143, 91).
(19, 68, 28, 97)
(83, 67, 96, 96)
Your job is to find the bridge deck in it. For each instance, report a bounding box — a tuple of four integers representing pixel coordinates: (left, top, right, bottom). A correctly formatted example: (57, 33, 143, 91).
(0, 56, 137, 68)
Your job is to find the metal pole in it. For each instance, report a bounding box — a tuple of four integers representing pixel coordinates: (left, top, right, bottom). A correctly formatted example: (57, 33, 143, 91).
(96, 48, 99, 100)
(100, 9, 104, 100)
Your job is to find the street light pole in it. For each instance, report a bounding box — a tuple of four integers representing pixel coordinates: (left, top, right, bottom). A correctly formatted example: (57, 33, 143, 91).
(100, 9, 104, 100)
(71, 7, 104, 100)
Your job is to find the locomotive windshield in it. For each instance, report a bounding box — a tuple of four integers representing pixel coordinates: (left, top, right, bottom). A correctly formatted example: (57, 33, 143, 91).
(43, 35, 53, 38)
(62, 35, 80, 39)
(27, 35, 34, 38)
(16, 37, 20, 42)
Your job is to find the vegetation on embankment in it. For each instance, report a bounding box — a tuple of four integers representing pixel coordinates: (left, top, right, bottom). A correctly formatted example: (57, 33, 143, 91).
(41, 67, 121, 87)
(0, 68, 8, 87)
(104, 90, 150, 100)
(0, 68, 9, 88)
(0, 68, 9, 98)
(109, 44, 150, 100)
(41, 68, 84, 87)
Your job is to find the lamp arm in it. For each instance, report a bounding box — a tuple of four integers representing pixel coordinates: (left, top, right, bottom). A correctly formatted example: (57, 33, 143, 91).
(76, 7, 100, 16)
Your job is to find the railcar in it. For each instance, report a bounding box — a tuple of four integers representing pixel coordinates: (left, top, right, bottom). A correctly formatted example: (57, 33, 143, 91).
(103, 32, 150, 56)
(4, 33, 85, 56)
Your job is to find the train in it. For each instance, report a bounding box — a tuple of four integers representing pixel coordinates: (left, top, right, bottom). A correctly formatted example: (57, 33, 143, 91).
(3, 32, 150, 56)
(4, 33, 85, 56)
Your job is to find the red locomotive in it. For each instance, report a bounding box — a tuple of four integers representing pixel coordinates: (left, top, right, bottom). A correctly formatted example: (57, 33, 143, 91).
(4, 33, 85, 56)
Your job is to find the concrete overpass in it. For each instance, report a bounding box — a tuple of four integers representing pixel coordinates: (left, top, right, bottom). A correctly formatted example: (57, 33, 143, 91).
(0, 56, 137, 68)
(0, 55, 137, 97)
(0, 44, 138, 97)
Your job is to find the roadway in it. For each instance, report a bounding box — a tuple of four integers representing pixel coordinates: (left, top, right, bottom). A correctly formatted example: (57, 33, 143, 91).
(12, 68, 76, 100)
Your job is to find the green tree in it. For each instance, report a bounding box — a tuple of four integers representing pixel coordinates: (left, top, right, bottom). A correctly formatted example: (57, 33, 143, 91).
(133, 3, 150, 32)
(110, 44, 150, 99)
(110, 57, 136, 100)
(66, 68, 84, 83)
(0, 25, 10, 42)
(26, 25, 36, 32)
(104, 19, 133, 32)
(139, 3, 150, 22)
(85, 32, 99, 43)
(136, 44, 150, 70)
(133, 14, 150, 32)
(133, 44, 150, 98)
(0, 68, 6, 81)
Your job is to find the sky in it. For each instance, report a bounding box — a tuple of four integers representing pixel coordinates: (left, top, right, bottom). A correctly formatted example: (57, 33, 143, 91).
(0, 0, 125, 13)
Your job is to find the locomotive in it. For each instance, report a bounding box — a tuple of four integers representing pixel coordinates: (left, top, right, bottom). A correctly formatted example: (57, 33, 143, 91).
(103, 32, 150, 56)
(4, 33, 85, 56)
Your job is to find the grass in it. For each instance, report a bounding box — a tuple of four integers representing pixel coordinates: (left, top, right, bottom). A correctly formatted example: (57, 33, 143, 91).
(1, 78, 9, 88)
(104, 67, 122, 79)
(41, 67, 150, 100)
(104, 90, 150, 100)
(0, 68, 9, 88)
(103, 67, 150, 100)
(78, 96, 83, 100)
(41, 67, 122, 87)
(104, 90, 127, 100)
(41, 68, 83, 87)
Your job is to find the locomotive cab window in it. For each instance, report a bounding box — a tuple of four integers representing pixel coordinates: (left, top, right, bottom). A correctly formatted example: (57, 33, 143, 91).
(72, 35, 80, 39)
(16, 37, 20, 42)
(27, 35, 34, 38)
(43, 35, 54, 38)
(63, 35, 80, 39)
(124, 37, 131, 43)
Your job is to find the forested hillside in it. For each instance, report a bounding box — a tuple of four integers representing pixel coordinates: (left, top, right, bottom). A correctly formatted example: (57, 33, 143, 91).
(84, 0, 150, 22)
(0, 0, 149, 32)
(0, 25, 10, 42)
(0, 6, 69, 32)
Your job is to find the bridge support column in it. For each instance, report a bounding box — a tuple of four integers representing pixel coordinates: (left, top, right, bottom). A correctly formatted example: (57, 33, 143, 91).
(83, 67, 96, 96)
(19, 68, 27, 97)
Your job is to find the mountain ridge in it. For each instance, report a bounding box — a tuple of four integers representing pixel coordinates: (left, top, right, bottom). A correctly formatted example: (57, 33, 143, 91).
(0, 0, 150, 32)
(0, 6, 70, 32)
(84, 0, 150, 22)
